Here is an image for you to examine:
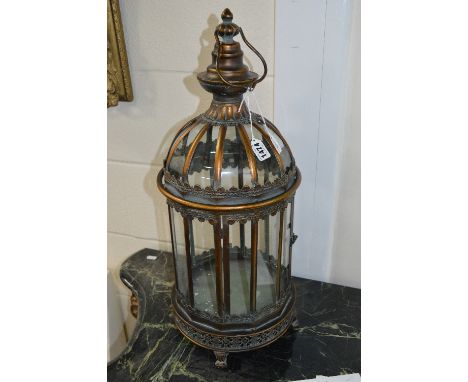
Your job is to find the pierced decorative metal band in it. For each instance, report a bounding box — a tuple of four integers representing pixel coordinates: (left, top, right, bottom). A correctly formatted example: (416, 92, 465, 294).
(200, 112, 273, 127)
(164, 169, 295, 200)
(174, 310, 294, 352)
(200, 114, 252, 126)
(167, 200, 218, 224)
(200, 113, 276, 129)
(167, 197, 292, 224)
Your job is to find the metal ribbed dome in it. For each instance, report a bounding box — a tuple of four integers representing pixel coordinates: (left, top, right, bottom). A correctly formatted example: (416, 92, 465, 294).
(163, 101, 296, 204)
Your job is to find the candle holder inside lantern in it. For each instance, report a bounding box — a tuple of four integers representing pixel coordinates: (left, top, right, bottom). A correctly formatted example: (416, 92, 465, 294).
(157, 8, 301, 368)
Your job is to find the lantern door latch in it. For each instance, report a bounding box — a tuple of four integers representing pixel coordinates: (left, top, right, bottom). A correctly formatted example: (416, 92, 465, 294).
(290, 234, 298, 246)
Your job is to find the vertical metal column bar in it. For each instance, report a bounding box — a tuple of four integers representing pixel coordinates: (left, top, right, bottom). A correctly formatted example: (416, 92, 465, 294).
(276, 209, 285, 300)
(213, 221, 224, 316)
(253, 122, 285, 172)
(238, 124, 258, 183)
(165, 117, 198, 166)
(167, 205, 179, 291)
(264, 166, 270, 258)
(213, 125, 226, 189)
(183, 217, 194, 306)
(235, 127, 244, 188)
(205, 125, 212, 161)
(222, 218, 230, 315)
(240, 224, 246, 258)
(288, 199, 295, 278)
(188, 219, 195, 267)
(181, 132, 189, 156)
(250, 221, 258, 312)
(182, 124, 210, 180)
(206, 126, 214, 187)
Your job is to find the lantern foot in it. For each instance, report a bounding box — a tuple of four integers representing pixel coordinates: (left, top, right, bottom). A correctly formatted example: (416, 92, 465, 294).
(290, 315, 299, 330)
(213, 351, 228, 368)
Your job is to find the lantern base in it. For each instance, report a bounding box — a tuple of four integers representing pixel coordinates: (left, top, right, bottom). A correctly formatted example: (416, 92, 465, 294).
(173, 306, 295, 368)
(213, 351, 228, 368)
(291, 315, 299, 329)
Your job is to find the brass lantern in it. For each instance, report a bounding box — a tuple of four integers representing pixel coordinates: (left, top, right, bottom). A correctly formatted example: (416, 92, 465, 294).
(157, 9, 301, 368)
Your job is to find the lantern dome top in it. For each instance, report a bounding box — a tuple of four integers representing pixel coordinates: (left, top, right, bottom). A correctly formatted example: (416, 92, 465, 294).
(197, 9, 267, 98)
(162, 101, 297, 205)
(159, 9, 300, 207)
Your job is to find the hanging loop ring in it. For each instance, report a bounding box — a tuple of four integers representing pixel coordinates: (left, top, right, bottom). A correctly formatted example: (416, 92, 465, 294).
(214, 27, 268, 90)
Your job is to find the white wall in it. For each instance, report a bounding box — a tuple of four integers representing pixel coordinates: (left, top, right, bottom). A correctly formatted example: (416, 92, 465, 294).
(275, 0, 360, 287)
(330, 0, 361, 288)
(108, 1, 361, 332)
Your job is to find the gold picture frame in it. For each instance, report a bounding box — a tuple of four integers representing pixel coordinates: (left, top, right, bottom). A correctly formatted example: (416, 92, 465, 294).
(107, 0, 133, 107)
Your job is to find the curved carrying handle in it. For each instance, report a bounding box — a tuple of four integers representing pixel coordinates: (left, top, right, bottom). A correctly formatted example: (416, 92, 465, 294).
(214, 27, 268, 90)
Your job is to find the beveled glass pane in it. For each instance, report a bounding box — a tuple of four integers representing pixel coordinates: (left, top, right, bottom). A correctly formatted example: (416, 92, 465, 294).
(170, 207, 188, 297)
(191, 218, 217, 314)
(228, 221, 251, 315)
(220, 126, 241, 190)
(263, 125, 293, 172)
(218, 124, 283, 189)
(252, 125, 280, 185)
(256, 215, 278, 310)
(168, 122, 206, 178)
(187, 125, 216, 188)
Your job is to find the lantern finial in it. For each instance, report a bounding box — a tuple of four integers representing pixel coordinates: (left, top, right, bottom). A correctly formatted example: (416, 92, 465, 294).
(197, 9, 269, 98)
(221, 8, 233, 23)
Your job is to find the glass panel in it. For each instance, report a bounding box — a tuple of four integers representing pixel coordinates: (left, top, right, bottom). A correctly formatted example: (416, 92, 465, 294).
(188, 125, 218, 189)
(228, 221, 251, 315)
(191, 218, 217, 314)
(168, 122, 205, 178)
(256, 215, 278, 310)
(253, 124, 281, 185)
(263, 125, 293, 172)
(220, 126, 240, 190)
(170, 207, 188, 297)
(214, 124, 272, 190)
(281, 203, 292, 292)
